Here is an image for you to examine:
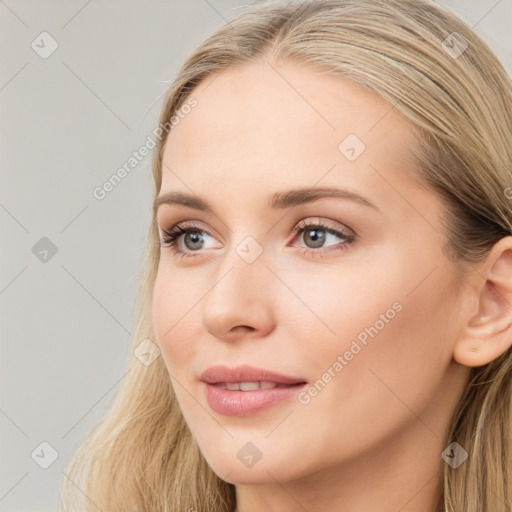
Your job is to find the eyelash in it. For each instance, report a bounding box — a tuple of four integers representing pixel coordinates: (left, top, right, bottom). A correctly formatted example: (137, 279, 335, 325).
(158, 219, 356, 260)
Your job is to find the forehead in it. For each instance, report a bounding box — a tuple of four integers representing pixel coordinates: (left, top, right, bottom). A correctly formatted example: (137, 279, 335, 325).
(161, 60, 418, 200)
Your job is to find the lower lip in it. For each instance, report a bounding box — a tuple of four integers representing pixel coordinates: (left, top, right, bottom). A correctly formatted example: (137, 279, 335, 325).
(203, 382, 307, 416)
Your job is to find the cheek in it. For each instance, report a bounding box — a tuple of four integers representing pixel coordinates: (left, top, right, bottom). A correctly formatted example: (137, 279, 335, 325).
(286, 248, 456, 395)
(277, 264, 459, 472)
(380, 279, 457, 395)
(152, 266, 200, 373)
(307, 260, 458, 427)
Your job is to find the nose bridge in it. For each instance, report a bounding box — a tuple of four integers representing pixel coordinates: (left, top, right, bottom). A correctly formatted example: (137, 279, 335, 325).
(214, 229, 270, 294)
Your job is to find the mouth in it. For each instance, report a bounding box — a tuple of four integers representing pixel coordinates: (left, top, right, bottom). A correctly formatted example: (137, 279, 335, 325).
(199, 364, 307, 386)
(200, 365, 308, 416)
(211, 381, 302, 390)
(203, 381, 307, 416)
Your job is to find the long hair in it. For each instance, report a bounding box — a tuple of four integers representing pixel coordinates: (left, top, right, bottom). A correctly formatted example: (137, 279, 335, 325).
(59, 1, 512, 510)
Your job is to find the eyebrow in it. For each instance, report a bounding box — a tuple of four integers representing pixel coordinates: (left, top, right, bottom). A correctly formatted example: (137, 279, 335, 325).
(153, 186, 379, 214)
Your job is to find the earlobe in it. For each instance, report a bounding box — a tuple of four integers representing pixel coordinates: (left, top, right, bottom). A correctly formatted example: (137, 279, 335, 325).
(453, 238, 512, 367)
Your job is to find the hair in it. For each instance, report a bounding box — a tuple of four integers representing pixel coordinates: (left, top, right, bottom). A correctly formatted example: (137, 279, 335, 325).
(59, 1, 512, 511)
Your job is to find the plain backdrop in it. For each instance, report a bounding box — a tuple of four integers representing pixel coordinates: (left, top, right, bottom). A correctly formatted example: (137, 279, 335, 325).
(1, 1, 511, 510)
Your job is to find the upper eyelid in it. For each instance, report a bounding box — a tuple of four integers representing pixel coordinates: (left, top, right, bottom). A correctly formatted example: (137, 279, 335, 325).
(159, 218, 354, 243)
(293, 218, 355, 235)
(159, 218, 346, 232)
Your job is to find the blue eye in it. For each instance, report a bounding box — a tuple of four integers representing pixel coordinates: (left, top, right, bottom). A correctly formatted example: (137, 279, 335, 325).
(159, 219, 356, 260)
(159, 222, 212, 259)
(290, 218, 355, 258)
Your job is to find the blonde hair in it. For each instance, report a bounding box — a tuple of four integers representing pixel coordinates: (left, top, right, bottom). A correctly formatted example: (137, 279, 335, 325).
(59, 1, 512, 511)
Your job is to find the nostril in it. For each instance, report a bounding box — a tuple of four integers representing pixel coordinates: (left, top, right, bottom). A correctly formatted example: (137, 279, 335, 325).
(233, 325, 255, 332)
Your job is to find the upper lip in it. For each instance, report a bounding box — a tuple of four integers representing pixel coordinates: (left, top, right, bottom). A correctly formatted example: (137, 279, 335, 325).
(200, 364, 308, 385)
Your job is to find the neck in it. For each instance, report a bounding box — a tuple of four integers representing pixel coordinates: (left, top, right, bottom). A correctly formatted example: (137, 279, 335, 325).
(234, 417, 446, 512)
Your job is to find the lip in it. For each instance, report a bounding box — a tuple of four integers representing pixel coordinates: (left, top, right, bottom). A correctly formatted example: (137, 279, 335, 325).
(200, 364, 307, 385)
(200, 365, 308, 417)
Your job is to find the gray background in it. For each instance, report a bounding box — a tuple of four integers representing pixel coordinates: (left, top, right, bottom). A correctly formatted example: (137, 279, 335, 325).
(1, 1, 511, 510)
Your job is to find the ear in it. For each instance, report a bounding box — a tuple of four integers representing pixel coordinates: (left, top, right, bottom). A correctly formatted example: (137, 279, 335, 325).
(453, 236, 512, 367)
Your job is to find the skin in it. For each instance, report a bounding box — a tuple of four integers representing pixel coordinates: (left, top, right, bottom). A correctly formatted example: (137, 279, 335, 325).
(152, 59, 512, 512)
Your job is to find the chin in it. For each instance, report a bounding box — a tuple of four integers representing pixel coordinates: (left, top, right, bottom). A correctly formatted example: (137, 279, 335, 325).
(200, 448, 292, 485)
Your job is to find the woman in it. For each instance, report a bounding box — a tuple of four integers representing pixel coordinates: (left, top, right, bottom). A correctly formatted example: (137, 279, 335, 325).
(59, 1, 512, 511)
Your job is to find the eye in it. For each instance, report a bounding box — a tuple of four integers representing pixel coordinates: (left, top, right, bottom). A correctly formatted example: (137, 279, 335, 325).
(289, 218, 355, 258)
(158, 222, 218, 259)
(158, 218, 356, 260)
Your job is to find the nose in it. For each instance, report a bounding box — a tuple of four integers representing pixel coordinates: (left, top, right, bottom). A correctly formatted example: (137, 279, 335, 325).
(201, 250, 277, 342)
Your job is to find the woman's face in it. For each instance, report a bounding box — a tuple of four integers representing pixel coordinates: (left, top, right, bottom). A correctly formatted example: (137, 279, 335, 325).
(152, 60, 471, 484)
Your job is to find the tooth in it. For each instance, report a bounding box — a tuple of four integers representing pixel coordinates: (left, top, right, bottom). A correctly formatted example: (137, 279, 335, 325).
(221, 381, 281, 391)
(239, 382, 260, 391)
